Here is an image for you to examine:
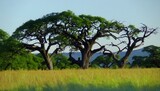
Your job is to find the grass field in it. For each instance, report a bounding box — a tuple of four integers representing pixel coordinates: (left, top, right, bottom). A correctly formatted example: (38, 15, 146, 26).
(0, 68, 160, 91)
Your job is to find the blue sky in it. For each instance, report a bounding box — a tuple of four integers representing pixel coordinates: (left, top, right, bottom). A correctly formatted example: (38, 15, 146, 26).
(0, 0, 160, 49)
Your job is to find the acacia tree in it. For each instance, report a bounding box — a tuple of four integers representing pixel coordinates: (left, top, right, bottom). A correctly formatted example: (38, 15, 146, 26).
(12, 14, 67, 70)
(103, 24, 157, 68)
(51, 11, 122, 69)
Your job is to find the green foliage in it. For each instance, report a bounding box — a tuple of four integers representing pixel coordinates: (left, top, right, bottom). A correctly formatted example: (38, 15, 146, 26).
(35, 53, 80, 69)
(0, 30, 43, 70)
(132, 45, 160, 68)
(91, 55, 114, 68)
(52, 54, 71, 69)
(128, 25, 140, 37)
(52, 54, 80, 69)
(0, 53, 43, 70)
(0, 29, 10, 52)
(132, 56, 148, 68)
(0, 29, 9, 42)
(91, 54, 122, 68)
(143, 45, 160, 55)
(0, 37, 43, 70)
(71, 64, 81, 69)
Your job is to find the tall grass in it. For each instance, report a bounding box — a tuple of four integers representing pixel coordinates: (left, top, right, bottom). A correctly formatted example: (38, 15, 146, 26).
(0, 68, 160, 91)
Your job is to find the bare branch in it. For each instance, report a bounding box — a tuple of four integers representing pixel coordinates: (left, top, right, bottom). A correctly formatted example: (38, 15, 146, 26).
(50, 43, 64, 57)
(91, 45, 105, 54)
(103, 48, 119, 62)
(134, 41, 144, 48)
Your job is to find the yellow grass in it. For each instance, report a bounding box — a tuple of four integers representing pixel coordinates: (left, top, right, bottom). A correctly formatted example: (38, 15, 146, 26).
(0, 68, 160, 90)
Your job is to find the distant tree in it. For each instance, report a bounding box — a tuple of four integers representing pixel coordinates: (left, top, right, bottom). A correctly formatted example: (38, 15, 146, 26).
(141, 45, 160, 67)
(132, 56, 147, 68)
(52, 54, 80, 69)
(91, 55, 113, 68)
(103, 24, 157, 68)
(132, 45, 160, 68)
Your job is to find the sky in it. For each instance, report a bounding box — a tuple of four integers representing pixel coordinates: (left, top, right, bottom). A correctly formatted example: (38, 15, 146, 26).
(0, 0, 160, 51)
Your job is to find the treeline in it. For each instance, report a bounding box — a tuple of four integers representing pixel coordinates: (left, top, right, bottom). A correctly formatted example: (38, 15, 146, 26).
(0, 10, 159, 70)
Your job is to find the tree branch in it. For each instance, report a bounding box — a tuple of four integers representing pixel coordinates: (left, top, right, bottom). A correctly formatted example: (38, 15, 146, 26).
(103, 48, 119, 63)
(91, 45, 105, 54)
(22, 43, 41, 52)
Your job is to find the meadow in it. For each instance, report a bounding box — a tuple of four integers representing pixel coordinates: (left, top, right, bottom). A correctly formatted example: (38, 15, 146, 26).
(0, 68, 160, 91)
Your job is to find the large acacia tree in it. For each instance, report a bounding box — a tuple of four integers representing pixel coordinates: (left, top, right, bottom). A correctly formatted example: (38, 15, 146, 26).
(103, 24, 157, 68)
(50, 11, 122, 69)
(12, 13, 67, 70)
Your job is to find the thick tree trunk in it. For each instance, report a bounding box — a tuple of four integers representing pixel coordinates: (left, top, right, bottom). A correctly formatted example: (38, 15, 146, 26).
(118, 48, 133, 68)
(41, 51, 53, 70)
(81, 51, 92, 69)
(46, 55, 53, 70)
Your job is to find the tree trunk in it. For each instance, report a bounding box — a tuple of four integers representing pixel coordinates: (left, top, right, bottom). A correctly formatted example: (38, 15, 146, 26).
(81, 51, 91, 69)
(46, 55, 53, 70)
(119, 48, 133, 68)
(41, 51, 53, 70)
(119, 57, 128, 68)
